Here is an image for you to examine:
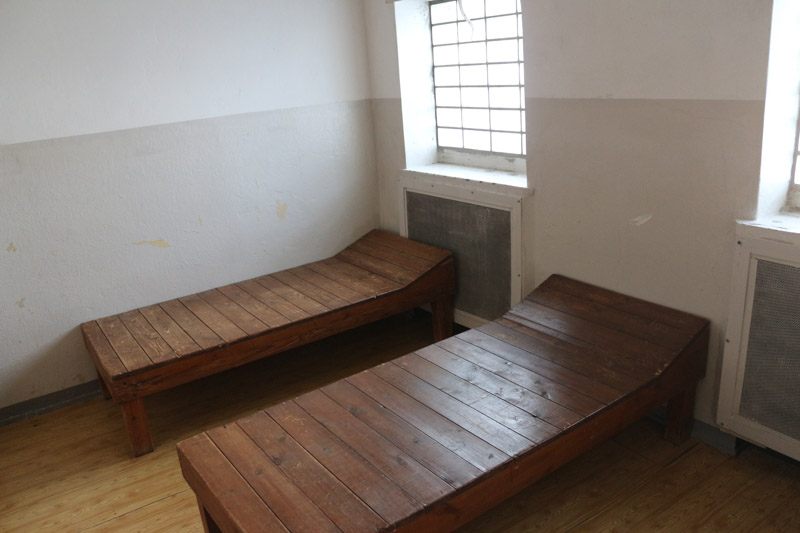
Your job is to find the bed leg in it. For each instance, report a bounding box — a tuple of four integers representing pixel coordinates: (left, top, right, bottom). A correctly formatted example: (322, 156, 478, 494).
(431, 296, 454, 342)
(197, 498, 223, 533)
(121, 398, 154, 457)
(97, 371, 112, 400)
(664, 385, 697, 444)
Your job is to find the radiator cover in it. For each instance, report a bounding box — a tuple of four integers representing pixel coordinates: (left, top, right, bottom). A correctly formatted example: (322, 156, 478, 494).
(406, 191, 511, 321)
(718, 226, 800, 461)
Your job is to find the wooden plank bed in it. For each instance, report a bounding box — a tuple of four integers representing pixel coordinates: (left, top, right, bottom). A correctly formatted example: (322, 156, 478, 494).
(177, 274, 709, 533)
(80, 230, 455, 456)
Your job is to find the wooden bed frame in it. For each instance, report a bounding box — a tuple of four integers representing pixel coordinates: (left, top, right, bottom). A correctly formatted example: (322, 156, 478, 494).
(81, 230, 455, 456)
(177, 274, 709, 533)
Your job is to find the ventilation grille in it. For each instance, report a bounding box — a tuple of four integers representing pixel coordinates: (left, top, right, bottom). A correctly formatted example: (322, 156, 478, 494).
(406, 191, 510, 321)
(739, 259, 800, 441)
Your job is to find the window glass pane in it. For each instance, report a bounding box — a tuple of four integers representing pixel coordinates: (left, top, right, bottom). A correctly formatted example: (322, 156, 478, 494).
(434, 66, 460, 87)
(433, 44, 459, 66)
(486, 15, 518, 40)
(459, 0, 485, 19)
(435, 87, 461, 107)
(488, 63, 519, 86)
(459, 42, 486, 64)
(518, 38, 524, 61)
(485, 0, 517, 17)
(464, 130, 491, 151)
(432, 22, 459, 45)
(489, 86, 520, 108)
(430, 0, 525, 159)
(522, 133, 527, 155)
(490, 110, 521, 132)
(492, 132, 522, 154)
(458, 19, 486, 42)
(487, 40, 518, 63)
(460, 65, 487, 86)
(462, 108, 490, 130)
(437, 108, 462, 128)
(438, 127, 463, 148)
(431, 1, 457, 24)
(461, 87, 489, 108)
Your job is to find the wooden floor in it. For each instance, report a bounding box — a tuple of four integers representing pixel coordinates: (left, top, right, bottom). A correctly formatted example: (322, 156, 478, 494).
(2, 312, 799, 533)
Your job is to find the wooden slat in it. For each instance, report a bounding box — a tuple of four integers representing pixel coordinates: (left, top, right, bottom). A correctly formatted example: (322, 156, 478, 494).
(371, 363, 535, 456)
(346, 370, 508, 472)
(271, 270, 351, 310)
(319, 258, 401, 295)
(394, 354, 561, 442)
(206, 424, 339, 533)
(96, 316, 152, 372)
(456, 329, 624, 405)
(478, 321, 643, 392)
(117, 310, 177, 364)
(508, 300, 675, 366)
(414, 343, 583, 430)
(196, 289, 267, 336)
(361, 229, 450, 263)
(528, 284, 693, 351)
(81, 321, 128, 378)
(266, 401, 421, 524)
(237, 411, 388, 533)
(286, 265, 366, 304)
(321, 379, 482, 488)
(434, 336, 604, 416)
(542, 274, 708, 333)
(493, 316, 656, 381)
(237, 279, 310, 322)
(137, 304, 202, 355)
(178, 434, 289, 533)
(254, 275, 330, 315)
(179, 294, 248, 343)
(349, 239, 434, 273)
(216, 283, 291, 328)
(294, 390, 453, 502)
(158, 299, 222, 350)
(337, 249, 419, 285)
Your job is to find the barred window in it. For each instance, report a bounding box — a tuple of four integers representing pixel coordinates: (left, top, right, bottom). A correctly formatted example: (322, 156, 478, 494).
(430, 0, 525, 157)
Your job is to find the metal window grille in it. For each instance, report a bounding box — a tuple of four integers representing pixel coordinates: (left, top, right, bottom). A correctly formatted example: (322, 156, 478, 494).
(430, 0, 525, 156)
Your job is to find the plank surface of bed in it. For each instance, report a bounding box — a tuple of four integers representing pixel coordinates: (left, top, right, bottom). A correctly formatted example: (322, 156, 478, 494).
(178, 274, 709, 532)
(81, 230, 455, 456)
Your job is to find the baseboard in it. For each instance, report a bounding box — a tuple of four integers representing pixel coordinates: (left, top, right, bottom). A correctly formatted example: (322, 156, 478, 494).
(0, 381, 102, 428)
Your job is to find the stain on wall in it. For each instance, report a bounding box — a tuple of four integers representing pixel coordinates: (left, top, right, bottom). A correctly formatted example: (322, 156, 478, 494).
(7, 242, 16, 252)
(276, 200, 288, 220)
(132, 239, 171, 248)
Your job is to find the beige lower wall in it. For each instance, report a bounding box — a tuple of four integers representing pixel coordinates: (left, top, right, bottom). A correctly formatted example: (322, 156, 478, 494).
(528, 97, 764, 424)
(0, 100, 379, 409)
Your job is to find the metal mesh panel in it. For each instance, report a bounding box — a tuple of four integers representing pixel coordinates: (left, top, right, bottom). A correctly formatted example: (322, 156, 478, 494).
(406, 191, 510, 320)
(739, 258, 800, 441)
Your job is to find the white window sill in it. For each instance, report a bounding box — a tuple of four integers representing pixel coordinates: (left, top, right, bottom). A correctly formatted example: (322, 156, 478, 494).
(738, 214, 800, 244)
(402, 163, 532, 198)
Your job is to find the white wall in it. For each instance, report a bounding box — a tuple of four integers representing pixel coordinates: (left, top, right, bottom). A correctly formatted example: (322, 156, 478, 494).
(0, 0, 378, 409)
(0, 0, 372, 145)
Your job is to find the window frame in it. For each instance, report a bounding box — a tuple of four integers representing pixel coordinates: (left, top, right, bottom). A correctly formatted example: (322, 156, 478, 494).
(429, 0, 526, 169)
